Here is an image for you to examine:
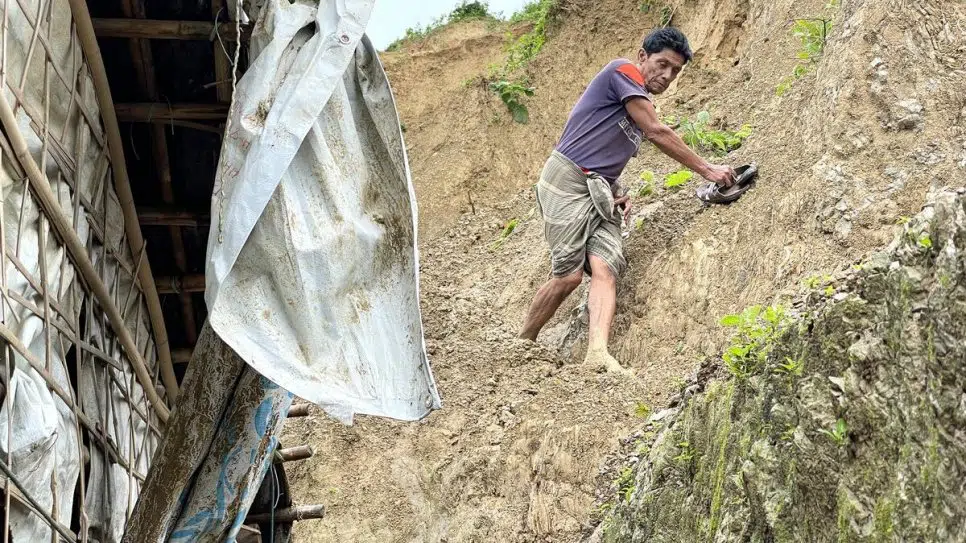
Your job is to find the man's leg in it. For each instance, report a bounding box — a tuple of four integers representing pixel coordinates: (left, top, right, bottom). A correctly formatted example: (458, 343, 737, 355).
(520, 269, 583, 341)
(584, 255, 630, 374)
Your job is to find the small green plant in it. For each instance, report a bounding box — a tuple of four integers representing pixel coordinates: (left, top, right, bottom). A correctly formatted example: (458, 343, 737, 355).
(720, 305, 791, 379)
(615, 467, 636, 502)
(660, 5, 674, 27)
(674, 441, 695, 464)
(637, 170, 656, 197)
(490, 80, 535, 123)
(917, 233, 933, 249)
(678, 111, 753, 156)
(490, 218, 520, 250)
(896, 216, 912, 225)
(776, 17, 833, 95)
(775, 78, 794, 97)
(638, 0, 653, 12)
(776, 356, 804, 377)
(664, 169, 693, 189)
(819, 418, 848, 446)
(803, 273, 834, 290)
(633, 402, 652, 419)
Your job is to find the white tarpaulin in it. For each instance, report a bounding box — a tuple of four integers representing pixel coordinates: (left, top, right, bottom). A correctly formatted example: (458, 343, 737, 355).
(205, 0, 441, 424)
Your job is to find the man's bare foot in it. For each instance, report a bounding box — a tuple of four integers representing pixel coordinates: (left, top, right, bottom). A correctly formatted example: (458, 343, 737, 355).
(584, 347, 632, 375)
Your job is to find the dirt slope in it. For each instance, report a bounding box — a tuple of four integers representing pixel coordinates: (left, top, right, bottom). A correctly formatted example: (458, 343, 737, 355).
(284, 0, 966, 540)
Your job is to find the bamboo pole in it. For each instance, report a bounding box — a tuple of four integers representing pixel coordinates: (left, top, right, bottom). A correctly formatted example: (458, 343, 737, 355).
(92, 18, 251, 41)
(114, 102, 229, 122)
(274, 446, 314, 464)
(65, 0, 179, 404)
(0, 92, 171, 422)
(155, 274, 206, 294)
(246, 505, 326, 524)
(287, 403, 311, 418)
(137, 208, 210, 227)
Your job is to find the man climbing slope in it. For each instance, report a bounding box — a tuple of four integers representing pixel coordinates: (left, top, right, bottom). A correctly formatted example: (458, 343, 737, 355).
(519, 28, 735, 373)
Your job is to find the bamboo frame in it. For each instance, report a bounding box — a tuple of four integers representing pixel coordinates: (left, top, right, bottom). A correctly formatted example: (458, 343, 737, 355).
(0, 0, 168, 539)
(66, 0, 180, 403)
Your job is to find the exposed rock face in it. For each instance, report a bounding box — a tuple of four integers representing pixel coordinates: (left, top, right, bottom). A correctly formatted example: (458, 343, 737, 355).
(596, 190, 966, 542)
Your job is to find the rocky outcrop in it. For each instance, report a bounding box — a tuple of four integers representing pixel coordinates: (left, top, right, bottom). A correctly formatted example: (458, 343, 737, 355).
(595, 190, 966, 542)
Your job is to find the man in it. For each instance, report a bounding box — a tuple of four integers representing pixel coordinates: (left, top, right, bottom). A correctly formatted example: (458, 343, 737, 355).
(519, 27, 735, 373)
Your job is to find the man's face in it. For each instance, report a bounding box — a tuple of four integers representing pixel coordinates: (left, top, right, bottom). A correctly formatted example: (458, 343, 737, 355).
(638, 48, 687, 95)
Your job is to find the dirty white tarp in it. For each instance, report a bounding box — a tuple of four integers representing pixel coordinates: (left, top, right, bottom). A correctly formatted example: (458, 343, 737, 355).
(206, 0, 440, 423)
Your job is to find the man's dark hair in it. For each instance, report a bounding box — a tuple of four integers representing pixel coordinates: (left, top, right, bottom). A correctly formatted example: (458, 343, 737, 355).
(642, 27, 693, 63)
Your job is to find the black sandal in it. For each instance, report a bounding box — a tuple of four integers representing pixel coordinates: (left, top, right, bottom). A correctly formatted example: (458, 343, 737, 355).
(696, 163, 759, 205)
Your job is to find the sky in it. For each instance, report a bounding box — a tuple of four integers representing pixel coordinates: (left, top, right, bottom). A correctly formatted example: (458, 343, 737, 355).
(367, 0, 532, 50)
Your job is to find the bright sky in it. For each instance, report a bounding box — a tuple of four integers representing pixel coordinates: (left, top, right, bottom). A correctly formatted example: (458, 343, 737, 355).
(368, 0, 532, 50)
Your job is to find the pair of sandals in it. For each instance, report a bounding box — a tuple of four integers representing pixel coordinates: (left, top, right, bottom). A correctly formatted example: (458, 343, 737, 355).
(696, 163, 758, 205)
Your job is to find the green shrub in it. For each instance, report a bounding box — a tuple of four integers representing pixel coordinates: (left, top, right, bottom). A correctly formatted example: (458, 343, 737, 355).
(679, 111, 753, 156)
(490, 80, 535, 123)
(719, 305, 791, 379)
(450, 1, 491, 22)
(488, 0, 557, 121)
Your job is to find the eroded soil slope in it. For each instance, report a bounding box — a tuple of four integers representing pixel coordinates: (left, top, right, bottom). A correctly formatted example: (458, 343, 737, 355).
(284, 0, 966, 540)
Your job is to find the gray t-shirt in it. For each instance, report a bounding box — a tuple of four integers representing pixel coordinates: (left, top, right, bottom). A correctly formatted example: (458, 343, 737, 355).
(555, 59, 654, 182)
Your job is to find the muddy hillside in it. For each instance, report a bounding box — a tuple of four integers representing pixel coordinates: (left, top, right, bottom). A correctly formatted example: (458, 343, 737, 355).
(284, 0, 966, 541)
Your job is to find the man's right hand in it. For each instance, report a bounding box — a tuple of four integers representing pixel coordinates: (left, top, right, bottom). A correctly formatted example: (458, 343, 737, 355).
(702, 164, 736, 187)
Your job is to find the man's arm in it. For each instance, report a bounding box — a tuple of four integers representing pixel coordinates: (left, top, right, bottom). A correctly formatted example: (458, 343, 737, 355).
(625, 97, 734, 186)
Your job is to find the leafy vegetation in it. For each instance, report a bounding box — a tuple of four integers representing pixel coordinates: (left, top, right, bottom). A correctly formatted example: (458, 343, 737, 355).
(490, 80, 535, 124)
(490, 218, 520, 250)
(450, 0, 490, 21)
(615, 467, 636, 502)
(664, 169, 693, 189)
(775, 16, 834, 96)
(819, 418, 848, 446)
(488, 0, 558, 123)
(719, 305, 791, 379)
(634, 402, 652, 419)
(673, 111, 753, 156)
(636, 170, 656, 197)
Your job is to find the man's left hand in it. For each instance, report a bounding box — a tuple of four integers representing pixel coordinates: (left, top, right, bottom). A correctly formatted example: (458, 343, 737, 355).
(614, 195, 632, 222)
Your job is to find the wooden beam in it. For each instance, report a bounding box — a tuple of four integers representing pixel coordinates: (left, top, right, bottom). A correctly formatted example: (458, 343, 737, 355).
(274, 445, 314, 464)
(121, 0, 199, 347)
(115, 103, 228, 122)
(137, 208, 210, 227)
(287, 403, 311, 418)
(156, 274, 205, 295)
(92, 18, 251, 41)
(246, 505, 326, 524)
(172, 348, 193, 364)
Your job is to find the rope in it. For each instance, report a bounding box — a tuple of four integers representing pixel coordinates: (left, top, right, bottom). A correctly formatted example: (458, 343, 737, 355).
(216, 0, 243, 244)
